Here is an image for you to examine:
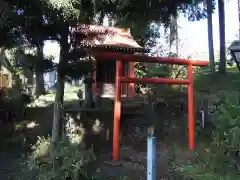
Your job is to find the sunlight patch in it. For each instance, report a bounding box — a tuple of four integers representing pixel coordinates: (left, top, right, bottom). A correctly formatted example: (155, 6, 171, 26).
(92, 119, 103, 134)
(15, 120, 39, 131)
(65, 115, 85, 144)
(26, 121, 39, 129)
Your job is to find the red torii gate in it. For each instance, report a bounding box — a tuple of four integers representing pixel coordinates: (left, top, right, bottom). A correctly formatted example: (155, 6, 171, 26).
(92, 52, 209, 161)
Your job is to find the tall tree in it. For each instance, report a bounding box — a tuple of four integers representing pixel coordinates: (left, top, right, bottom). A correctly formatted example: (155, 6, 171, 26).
(238, 0, 240, 38)
(218, 0, 226, 73)
(46, 2, 98, 142)
(52, 24, 69, 142)
(207, 0, 215, 72)
(169, 14, 178, 56)
(35, 39, 45, 97)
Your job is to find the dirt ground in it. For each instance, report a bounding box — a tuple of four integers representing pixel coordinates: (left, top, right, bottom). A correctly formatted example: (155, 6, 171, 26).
(0, 134, 191, 180)
(0, 143, 188, 180)
(0, 101, 193, 180)
(100, 141, 195, 180)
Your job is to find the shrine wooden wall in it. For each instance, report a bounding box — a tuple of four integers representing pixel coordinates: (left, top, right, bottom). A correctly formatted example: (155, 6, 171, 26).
(95, 60, 129, 98)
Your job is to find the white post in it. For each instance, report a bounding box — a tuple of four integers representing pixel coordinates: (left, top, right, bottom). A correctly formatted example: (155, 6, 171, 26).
(200, 110, 205, 128)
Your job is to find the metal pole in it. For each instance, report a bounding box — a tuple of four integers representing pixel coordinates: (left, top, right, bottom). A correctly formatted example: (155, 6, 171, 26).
(147, 137, 156, 180)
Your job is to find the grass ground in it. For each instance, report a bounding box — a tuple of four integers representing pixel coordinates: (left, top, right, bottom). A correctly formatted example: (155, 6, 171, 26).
(195, 71, 240, 92)
(28, 85, 80, 107)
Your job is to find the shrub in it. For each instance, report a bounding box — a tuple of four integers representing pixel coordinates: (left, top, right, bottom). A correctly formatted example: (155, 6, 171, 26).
(175, 94, 240, 179)
(14, 136, 103, 180)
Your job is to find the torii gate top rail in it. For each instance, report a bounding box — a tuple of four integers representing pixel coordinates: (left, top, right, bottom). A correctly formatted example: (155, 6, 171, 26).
(92, 52, 208, 66)
(90, 51, 208, 161)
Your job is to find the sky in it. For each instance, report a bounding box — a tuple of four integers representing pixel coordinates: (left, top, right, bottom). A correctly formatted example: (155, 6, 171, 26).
(178, 0, 239, 60)
(44, 0, 239, 61)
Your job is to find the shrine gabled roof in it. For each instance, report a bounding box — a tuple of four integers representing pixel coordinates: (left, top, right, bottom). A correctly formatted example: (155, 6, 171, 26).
(71, 24, 147, 53)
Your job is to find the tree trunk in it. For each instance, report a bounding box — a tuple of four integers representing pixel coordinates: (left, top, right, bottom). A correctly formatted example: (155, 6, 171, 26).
(238, 0, 240, 38)
(52, 26, 69, 143)
(26, 71, 34, 85)
(84, 75, 94, 108)
(207, 0, 215, 72)
(35, 40, 45, 97)
(169, 14, 178, 56)
(218, 0, 226, 74)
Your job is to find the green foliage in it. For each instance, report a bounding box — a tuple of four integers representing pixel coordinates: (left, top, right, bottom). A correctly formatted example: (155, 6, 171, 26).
(2, 0, 215, 46)
(0, 86, 33, 110)
(0, 5, 25, 48)
(147, 64, 171, 78)
(18, 53, 56, 72)
(65, 60, 93, 79)
(6, 88, 33, 106)
(0, 0, 217, 87)
(106, 0, 213, 28)
(175, 93, 240, 179)
(194, 72, 240, 93)
(15, 136, 103, 180)
(210, 95, 240, 170)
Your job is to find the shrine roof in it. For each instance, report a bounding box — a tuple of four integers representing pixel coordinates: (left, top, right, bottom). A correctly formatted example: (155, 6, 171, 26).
(71, 24, 147, 53)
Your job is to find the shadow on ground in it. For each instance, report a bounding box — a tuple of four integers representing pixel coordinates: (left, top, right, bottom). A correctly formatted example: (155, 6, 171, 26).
(0, 97, 194, 180)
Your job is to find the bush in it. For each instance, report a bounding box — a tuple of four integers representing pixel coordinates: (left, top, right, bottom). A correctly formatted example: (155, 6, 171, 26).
(14, 136, 103, 180)
(175, 94, 240, 179)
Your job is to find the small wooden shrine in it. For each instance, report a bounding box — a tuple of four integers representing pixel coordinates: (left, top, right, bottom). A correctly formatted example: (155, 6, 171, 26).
(71, 24, 146, 98)
(70, 24, 209, 161)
